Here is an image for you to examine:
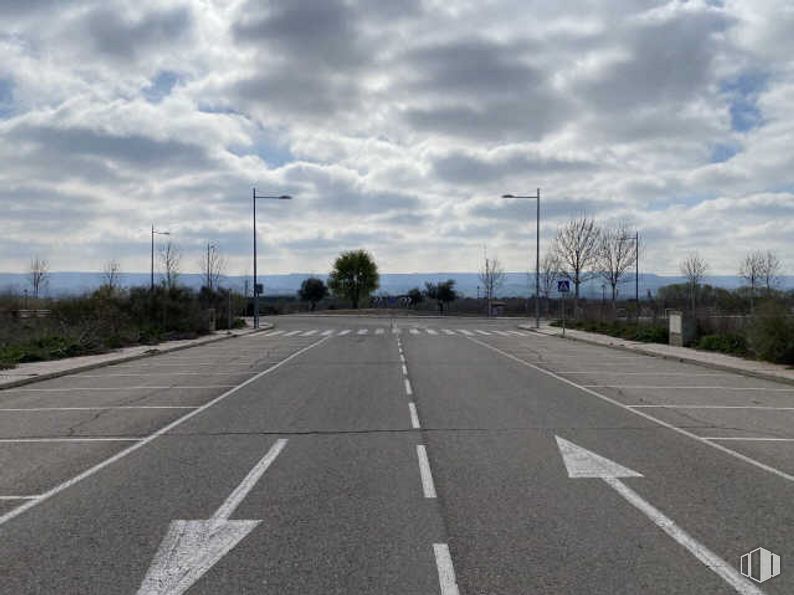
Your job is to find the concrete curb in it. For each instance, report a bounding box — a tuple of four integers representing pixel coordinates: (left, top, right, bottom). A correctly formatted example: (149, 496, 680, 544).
(518, 324, 794, 387)
(0, 324, 274, 391)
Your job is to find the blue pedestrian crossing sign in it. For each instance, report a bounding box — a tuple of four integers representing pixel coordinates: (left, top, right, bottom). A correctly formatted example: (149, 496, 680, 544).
(557, 280, 571, 293)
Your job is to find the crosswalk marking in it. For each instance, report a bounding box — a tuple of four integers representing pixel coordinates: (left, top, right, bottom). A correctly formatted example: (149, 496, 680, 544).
(265, 328, 531, 338)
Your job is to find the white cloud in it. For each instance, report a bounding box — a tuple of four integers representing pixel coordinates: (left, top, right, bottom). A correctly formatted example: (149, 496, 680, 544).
(0, 0, 791, 278)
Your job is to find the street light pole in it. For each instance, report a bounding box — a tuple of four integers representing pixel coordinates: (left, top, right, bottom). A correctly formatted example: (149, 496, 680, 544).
(252, 189, 292, 329)
(502, 188, 541, 328)
(150, 225, 170, 291)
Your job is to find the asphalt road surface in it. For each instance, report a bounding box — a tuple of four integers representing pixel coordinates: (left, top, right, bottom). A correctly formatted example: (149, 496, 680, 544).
(0, 315, 792, 594)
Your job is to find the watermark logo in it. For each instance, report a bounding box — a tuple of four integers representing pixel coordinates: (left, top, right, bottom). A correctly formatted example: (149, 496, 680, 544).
(740, 547, 781, 583)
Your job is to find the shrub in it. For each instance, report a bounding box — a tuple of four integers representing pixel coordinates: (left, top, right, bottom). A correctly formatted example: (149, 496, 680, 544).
(747, 303, 794, 365)
(697, 333, 749, 356)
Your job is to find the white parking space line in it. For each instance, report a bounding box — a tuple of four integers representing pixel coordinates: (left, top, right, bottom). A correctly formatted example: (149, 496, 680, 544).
(375, 328, 385, 335)
(264, 330, 285, 336)
(492, 330, 511, 336)
(6, 386, 237, 392)
(321, 330, 334, 336)
(409, 402, 421, 429)
(0, 496, 39, 501)
(357, 329, 369, 335)
(392, 328, 402, 334)
(409, 328, 420, 335)
(442, 329, 455, 335)
(402, 364, 409, 376)
(559, 371, 727, 377)
(703, 437, 794, 442)
(0, 437, 143, 443)
(433, 543, 461, 595)
(0, 336, 330, 528)
(300, 330, 318, 337)
(505, 330, 528, 336)
(338, 330, 351, 336)
(629, 405, 794, 410)
(584, 385, 794, 392)
(404, 378, 414, 396)
(457, 330, 474, 336)
(416, 445, 437, 498)
(0, 406, 198, 412)
(283, 330, 303, 337)
(467, 336, 794, 484)
(474, 330, 491, 335)
(424, 328, 437, 335)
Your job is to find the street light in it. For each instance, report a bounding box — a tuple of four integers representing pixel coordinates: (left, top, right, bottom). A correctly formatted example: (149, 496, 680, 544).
(501, 188, 541, 328)
(252, 188, 292, 329)
(151, 225, 171, 290)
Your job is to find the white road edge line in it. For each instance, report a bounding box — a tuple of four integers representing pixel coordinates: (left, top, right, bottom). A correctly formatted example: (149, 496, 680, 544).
(0, 336, 331, 528)
(604, 476, 764, 595)
(7, 386, 236, 392)
(416, 445, 437, 498)
(703, 437, 794, 442)
(583, 385, 794, 392)
(0, 437, 143, 443)
(409, 402, 421, 429)
(466, 336, 794, 484)
(433, 543, 460, 595)
(405, 378, 414, 396)
(0, 495, 39, 500)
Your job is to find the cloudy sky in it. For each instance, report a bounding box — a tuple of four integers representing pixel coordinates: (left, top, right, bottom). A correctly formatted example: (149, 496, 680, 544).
(1, 0, 792, 277)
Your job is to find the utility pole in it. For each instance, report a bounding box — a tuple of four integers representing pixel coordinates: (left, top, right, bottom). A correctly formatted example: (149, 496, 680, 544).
(252, 189, 292, 329)
(501, 188, 541, 328)
(150, 226, 170, 291)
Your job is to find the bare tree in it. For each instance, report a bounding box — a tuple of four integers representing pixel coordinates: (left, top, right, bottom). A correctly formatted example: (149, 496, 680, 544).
(160, 241, 182, 290)
(552, 216, 600, 315)
(539, 252, 562, 314)
(679, 252, 709, 313)
(200, 242, 226, 291)
(739, 251, 764, 313)
(759, 250, 782, 294)
(29, 256, 48, 299)
(102, 260, 122, 292)
(479, 255, 505, 314)
(597, 222, 635, 305)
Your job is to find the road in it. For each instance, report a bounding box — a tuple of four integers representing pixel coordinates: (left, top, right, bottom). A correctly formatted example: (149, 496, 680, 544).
(0, 314, 791, 593)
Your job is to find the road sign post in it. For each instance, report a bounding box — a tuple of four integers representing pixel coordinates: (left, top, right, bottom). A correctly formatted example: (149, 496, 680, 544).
(557, 280, 570, 337)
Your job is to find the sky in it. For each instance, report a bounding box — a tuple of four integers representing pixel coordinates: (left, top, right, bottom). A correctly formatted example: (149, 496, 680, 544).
(0, 0, 792, 277)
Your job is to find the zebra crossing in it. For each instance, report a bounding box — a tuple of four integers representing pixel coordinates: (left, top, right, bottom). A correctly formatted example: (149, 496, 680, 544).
(262, 328, 531, 338)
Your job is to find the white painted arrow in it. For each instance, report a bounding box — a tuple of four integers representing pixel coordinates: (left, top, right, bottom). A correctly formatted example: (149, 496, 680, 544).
(555, 436, 765, 595)
(137, 439, 288, 595)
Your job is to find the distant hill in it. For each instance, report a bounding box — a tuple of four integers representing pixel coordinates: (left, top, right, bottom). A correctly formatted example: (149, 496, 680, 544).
(1, 271, 791, 298)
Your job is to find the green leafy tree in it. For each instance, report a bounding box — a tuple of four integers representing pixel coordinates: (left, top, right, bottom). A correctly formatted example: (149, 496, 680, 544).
(299, 277, 328, 311)
(424, 280, 457, 314)
(328, 250, 380, 309)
